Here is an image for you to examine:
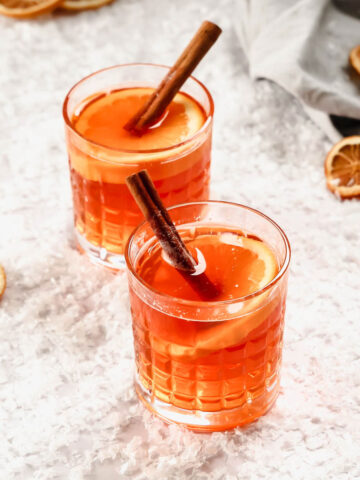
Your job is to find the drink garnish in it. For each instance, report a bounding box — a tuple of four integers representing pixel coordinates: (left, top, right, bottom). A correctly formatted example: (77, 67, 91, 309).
(126, 169, 220, 300)
(124, 20, 222, 135)
(72, 88, 205, 150)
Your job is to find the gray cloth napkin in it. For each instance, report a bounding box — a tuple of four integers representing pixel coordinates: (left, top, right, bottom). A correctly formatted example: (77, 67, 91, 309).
(235, 0, 360, 141)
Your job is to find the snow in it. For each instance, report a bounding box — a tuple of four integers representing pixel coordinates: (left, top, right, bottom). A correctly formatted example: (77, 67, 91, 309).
(1, 0, 360, 478)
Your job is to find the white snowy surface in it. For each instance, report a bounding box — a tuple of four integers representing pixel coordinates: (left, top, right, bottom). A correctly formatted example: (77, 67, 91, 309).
(1, 1, 360, 479)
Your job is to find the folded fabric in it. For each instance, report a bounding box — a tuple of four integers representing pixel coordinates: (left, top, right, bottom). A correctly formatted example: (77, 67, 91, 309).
(235, 0, 360, 141)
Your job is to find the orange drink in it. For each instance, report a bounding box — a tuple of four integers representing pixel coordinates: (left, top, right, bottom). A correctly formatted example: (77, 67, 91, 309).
(126, 201, 290, 431)
(63, 64, 213, 268)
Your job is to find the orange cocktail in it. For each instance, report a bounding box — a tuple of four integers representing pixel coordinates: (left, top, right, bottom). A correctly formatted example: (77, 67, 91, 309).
(126, 201, 290, 431)
(63, 64, 213, 268)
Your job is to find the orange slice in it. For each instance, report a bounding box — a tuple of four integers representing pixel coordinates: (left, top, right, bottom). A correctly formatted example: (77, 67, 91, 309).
(349, 45, 360, 75)
(72, 88, 205, 150)
(217, 233, 278, 298)
(143, 232, 278, 303)
(149, 235, 280, 360)
(69, 87, 206, 184)
(325, 136, 360, 198)
(0, 0, 62, 18)
(0, 265, 6, 300)
(59, 0, 114, 11)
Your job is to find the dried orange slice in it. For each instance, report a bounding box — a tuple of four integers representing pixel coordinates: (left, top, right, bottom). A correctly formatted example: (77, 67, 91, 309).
(349, 45, 360, 75)
(59, 0, 113, 11)
(0, 265, 6, 300)
(0, 0, 61, 18)
(325, 136, 360, 198)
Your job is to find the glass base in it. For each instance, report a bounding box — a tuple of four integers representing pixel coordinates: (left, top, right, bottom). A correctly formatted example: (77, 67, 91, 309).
(135, 374, 280, 432)
(75, 230, 126, 270)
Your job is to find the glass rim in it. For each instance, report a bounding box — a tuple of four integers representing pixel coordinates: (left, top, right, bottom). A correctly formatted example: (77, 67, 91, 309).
(62, 62, 214, 155)
(125, 200, 291, 308)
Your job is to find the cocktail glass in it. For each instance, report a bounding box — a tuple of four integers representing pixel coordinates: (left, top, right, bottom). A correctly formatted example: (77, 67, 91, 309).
(125, 201, 291, 431)
(63, 64, 213, 269)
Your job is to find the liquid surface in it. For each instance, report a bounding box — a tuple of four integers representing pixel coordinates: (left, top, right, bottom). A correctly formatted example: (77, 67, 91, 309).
(72, 87, 206, 150)
(136, 227, 278, 302)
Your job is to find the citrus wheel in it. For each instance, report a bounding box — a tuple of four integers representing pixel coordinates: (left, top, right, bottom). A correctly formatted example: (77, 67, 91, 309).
(0, 0, 62, 18)
(0, 265, 6, 300)
(150, 235, 281, 361)
(325, 136, 360, 198)
(59, 0, 113, 11)
(215, 234, 278, 297)
(72, 88, 205, 150)
(349, 45, 360, 75)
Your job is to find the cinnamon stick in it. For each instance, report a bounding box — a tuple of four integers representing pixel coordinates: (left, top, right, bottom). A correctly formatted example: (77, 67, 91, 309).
(126, 170, 220, 300)
(124, 21, 222, 135)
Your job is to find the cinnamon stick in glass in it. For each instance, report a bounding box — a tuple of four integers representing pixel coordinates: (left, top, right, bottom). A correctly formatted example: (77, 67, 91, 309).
(126, 170, 220, 300)
(124, 21, 222, 135)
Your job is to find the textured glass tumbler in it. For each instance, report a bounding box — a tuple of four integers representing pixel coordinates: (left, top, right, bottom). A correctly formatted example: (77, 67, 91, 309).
(63, 64, 213, 269)
(126, 201, 291, 432)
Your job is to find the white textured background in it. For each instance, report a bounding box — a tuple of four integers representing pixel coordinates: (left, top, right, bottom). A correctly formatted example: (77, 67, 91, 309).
(1, 0, 360, 479)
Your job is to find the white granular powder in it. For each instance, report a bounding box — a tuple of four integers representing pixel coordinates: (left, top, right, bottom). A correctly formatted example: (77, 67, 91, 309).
(1, 1, 360, 478)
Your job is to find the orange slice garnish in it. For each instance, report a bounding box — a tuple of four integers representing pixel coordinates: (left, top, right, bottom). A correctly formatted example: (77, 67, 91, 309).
(0, 0, 62, 18)
(0, 265, 6, 300)
(59, 0, 113, 11)
(149, 236, 280, 360)
(217, 234, 278, 297)
(72, 88, 205, 150)
(349, 45, 360, 75)
(325, 136, 360, 198)
(69, 87, 206, 184)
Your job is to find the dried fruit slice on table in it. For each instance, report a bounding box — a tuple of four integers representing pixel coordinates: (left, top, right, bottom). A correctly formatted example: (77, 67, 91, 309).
(349, 45, 360, 75)
(325, 136, 360, 198)
(0, 0, 62, 17)
(59, 0, 113, 11)
(0, 265, 6, 300)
